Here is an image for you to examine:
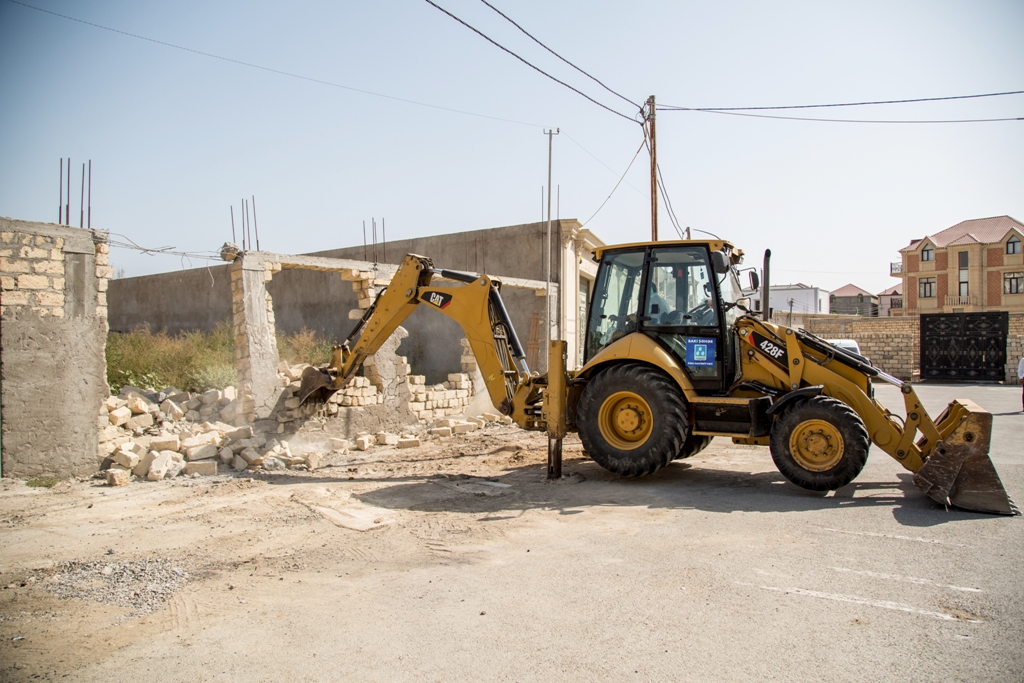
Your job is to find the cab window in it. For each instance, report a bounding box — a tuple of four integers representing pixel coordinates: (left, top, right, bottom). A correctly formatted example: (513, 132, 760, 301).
(644, 247, 718, 328)
(584, 250, 644, 361)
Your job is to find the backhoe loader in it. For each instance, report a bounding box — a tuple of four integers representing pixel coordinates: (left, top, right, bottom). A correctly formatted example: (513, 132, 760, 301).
(299, 240, 1017, 515)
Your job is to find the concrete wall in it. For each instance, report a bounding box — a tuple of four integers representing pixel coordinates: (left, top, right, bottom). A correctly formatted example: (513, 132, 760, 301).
(0, 218, 110, 478)
(108, 220, 584, 382)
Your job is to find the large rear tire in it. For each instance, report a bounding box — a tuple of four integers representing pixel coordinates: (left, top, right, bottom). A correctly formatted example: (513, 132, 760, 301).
(676, 435, 711, 460)
(577, 364, 688, 477)
(769, 396, 869, 491)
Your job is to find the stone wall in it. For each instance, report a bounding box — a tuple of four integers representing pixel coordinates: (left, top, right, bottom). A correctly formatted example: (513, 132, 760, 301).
(0, 217, 110, 478)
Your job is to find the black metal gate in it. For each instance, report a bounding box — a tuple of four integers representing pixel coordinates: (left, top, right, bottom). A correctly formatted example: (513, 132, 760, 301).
(920, 312, 1008, 381)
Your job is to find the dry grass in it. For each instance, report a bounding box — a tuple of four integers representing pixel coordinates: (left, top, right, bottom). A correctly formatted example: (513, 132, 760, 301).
(106, 323, 337, 394)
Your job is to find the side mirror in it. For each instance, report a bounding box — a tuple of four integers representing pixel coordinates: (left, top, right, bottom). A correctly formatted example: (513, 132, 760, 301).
(748, 271, 760, 291)
(711, 250, 729, 274)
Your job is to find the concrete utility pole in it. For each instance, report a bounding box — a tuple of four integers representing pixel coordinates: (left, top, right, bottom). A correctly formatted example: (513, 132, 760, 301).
(646, 96, 658, 241)
(544, 127, 559, 367)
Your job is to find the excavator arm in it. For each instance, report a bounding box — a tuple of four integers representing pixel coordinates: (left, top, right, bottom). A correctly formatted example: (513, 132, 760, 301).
(298, 254, 547, 430)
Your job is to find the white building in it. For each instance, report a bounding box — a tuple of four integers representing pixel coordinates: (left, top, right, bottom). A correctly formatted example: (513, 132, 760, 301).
(765, 283, 827, 318)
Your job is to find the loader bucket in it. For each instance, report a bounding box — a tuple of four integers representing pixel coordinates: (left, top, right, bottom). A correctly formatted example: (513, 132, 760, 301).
(297, 366, 334, 405)
(913, 399, 1018, 515)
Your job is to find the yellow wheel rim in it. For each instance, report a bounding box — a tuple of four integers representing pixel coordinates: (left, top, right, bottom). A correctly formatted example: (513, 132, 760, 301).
(597, 391, 653, 451)
(789, 419, 844, 472)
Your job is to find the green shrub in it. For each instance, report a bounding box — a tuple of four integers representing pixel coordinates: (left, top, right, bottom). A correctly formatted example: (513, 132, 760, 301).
(106, 323, 338, 394)
(26, 477, 60, 488)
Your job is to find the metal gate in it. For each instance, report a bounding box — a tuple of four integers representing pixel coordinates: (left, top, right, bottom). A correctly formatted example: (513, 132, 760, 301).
(920, 312, 1008, 381)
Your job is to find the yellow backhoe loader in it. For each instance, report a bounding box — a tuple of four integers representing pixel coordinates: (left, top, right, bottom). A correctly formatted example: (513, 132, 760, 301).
(299, 240, 1016, 515)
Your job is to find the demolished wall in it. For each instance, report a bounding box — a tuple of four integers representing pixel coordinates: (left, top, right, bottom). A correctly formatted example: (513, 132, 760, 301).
(0, 218, 110, 478)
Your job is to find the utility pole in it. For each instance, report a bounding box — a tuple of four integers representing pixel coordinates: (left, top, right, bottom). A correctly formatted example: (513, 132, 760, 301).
(645, 95, 658, 241)
(788, 298, 795, 327)
(544, 127, 559, 367)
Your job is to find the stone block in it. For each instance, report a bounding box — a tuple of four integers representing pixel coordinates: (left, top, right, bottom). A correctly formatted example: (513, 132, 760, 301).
(185, 461, 218, 476)
(160, 399, 185, 420)
(103, 396, 127, 412)
(226, 426, 253, 441)
(17, 274, 49, 289)
(186, 443, 219, 461)
(200, 389, 222, 405)
(452, 422, 478, 434)
(166, 453, 187, 479)
(147, 451, 175, 481)
(108, 406, 131, 426)
(126, 395, 151, 415)
(305, 452, 324, 471)
(329, 438, 351, 452)
(397, 438, 421, 449)
(105, 469, 130, 486)
(467, 416, 485, 428)
(223, 385, 236, 401)
(355, 435, 373, 451)
(185, 397, 202, 411)
(126, 412, 154, 431)
(436, 418, 457, 428)
(112, 448, 139, 469)
(132, 451, 158, 477)
(181, 432, 219, 450)
(185, 410, 201, 422)
(218, 447, 234, 464)
(428, 427, 452, 437)
(231, 455, 248, 471)
(238, 447, 261, 464)
(149, 433, 180, 451)
(481, 413, 501, 422)
(376, 432, 399, 446)
(262, 456, 286, 471)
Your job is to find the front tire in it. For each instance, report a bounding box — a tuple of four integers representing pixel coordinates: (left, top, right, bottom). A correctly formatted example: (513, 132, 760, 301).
(577, 364, 688, 477)
(769, 396, 869, 491)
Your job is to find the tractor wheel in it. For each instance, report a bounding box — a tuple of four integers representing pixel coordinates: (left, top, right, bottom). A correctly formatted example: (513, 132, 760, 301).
(769, 396, 869, 491)
(577, 363, 688, 477)
(676, 435, 711, 460)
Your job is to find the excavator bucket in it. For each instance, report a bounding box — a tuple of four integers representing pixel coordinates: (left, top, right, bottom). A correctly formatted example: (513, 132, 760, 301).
(913, 399, 1018, 515)
(297, 366, 334, 404)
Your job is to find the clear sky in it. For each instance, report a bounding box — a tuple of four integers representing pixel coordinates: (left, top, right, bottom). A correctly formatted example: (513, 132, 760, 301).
(1, 0, 1021, 299)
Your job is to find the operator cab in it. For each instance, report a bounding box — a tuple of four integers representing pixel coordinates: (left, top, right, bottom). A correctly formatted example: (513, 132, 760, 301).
(584, 241, 747, 393)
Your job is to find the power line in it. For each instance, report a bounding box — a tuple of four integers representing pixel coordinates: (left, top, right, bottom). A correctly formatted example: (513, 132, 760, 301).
(582, 137, 647, 226)
(5, 0, 546, 128)
(561, 130, 646, 198)
(675, 109, 1022, 124)
(658, 89, 1024, 112)
(422, 0, 638, 123)
(476, 0, 639, 110)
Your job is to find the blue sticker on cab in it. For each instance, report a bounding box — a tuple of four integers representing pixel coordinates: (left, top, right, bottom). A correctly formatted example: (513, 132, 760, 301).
(685, 337, 716, 367)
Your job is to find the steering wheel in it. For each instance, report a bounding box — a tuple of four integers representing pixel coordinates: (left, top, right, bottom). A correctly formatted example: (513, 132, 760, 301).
(684, 302, 715, 326)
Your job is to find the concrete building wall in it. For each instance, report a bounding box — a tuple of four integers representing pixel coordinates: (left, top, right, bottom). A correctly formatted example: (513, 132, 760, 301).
(108, 220, 599, 382)
(0, 218, 110, 478)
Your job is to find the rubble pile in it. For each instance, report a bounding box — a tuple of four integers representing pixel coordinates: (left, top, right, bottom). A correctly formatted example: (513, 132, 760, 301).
(408, 373, 474, 423)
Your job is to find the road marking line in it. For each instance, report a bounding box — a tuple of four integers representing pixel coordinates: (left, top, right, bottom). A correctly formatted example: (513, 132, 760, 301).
(830, 567, 982, 593)
(736, 582, 982, 623)
(815, 527, 966, 546)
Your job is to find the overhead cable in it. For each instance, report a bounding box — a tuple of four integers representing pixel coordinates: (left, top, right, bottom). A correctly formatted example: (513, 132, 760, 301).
(561, 130, 646, 198)
(676, 109, 1022, 124)
(422, 0, 638, 123)
(6, 0, 545, 128)
(657, 89, 1024, 111)
(477, 0, 639, 110)
(582, 138, 647, 226)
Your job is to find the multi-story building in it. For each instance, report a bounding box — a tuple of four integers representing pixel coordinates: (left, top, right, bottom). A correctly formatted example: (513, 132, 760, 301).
(829, 284, 879, 316)
(878, 284, 902, 317)
(890, 215, 1024, 315)
(766, 283, 827, 317)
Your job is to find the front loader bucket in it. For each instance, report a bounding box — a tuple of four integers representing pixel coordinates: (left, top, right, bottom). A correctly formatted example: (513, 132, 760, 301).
(298, 366, 334, 405)
(913, 399, 1018, 515)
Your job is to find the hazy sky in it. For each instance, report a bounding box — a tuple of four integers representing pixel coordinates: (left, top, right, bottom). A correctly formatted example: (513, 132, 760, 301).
(1, 0, 1021, 301)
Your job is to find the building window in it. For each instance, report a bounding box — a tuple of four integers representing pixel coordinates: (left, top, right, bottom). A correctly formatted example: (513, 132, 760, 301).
(919, 278, 935, 298)
(1008, 235, 1022, 255)
(921, 246, 933, 261)
(1005, 272, 1024, 294)
(958, 252, 969, 297)
(857, 293, 863, 303)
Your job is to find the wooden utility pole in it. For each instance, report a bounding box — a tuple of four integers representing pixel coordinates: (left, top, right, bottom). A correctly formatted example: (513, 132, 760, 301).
(645, 95, 658, 241)
(543, 128, 560, 367)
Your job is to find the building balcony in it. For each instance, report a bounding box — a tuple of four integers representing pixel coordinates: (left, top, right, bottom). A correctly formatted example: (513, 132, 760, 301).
(944, 295, 978, 307)
(890, 261, 903, 276)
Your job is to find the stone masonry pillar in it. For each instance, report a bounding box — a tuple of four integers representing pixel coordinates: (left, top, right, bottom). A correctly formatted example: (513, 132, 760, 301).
(230, 254, 281, 421)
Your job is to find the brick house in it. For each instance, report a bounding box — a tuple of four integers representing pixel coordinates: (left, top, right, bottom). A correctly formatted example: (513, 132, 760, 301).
(829, 284, 879, 316)
(890, 215, 1024, 316)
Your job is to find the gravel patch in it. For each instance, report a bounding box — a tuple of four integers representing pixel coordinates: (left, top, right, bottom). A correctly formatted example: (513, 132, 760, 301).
(45, 558, 191, 614)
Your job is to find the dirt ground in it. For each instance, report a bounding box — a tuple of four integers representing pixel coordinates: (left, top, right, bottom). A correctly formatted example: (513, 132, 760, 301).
(1, 384, 1022, 682)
